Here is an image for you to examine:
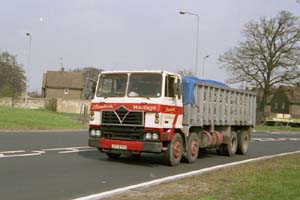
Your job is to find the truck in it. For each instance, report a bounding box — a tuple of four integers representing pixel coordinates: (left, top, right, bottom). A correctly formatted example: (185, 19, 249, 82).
(88, 70, 256, 166)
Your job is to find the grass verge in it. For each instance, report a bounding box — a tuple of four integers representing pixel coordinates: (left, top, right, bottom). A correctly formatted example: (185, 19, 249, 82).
(255, 125, 300, 133)
(103, 153, 300, 200)
(0, 106, 86, 130)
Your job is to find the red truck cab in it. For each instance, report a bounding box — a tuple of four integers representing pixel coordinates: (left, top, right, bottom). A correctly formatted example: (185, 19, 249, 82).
(88, 70, 183, 165)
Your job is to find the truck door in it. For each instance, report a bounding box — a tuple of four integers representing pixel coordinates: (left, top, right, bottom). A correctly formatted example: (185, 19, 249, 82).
(165, 75, 182, 105)
(164, 75, 182, 128)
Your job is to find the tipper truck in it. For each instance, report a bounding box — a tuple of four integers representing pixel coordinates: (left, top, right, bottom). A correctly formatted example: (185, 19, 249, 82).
(88, 70, 256, 166)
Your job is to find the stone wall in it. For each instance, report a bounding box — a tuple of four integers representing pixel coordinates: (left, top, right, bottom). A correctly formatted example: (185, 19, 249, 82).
(0, 97, 91, 114)
(0, 97, 52, 109)
(290, 104, 300, 118)
(56, 98, 91, 114)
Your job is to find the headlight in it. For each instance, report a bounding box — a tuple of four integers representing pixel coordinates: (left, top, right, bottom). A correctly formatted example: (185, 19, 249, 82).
(144, 132, 160, 141)
(95, 130, 101, 137)
(90, 129, 96, 137)
(145, 133, 152, 140)
(152, 133, 159, 140)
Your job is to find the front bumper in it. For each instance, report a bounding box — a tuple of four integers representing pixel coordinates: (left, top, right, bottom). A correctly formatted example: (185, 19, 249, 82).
(89, 137, 99, 148)
(88, 138, 162, 153)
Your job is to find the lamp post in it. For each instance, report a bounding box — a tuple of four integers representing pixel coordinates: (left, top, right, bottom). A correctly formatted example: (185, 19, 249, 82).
(202, 55, 209, 78)
(25, 32, 32, 108)
(179, 11, 200, 76)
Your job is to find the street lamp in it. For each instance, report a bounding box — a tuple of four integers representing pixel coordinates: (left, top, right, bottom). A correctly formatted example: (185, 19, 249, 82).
(202, 55, 209, 78)
(179, 11, 200, 76)
(25, 32, 32, 109)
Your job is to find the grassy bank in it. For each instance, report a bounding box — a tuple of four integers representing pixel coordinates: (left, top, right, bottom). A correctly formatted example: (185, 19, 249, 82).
(104, 153, 300, 200)
(255, 125, 300, 133)
(0, 106, 86, 130)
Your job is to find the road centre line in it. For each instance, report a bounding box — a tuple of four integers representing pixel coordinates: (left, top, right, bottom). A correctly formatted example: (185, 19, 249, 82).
(0, 147, 95, 158)
(73, 150, 300, 200)
(42, 146, 92, 151)
(252, 137, 300, 142)
(42, 147, 96, 154)
(0, 151, 45, 158)
(0, 150, 25, 154)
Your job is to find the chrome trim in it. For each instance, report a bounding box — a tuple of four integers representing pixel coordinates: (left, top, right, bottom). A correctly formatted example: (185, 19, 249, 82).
(101, 107, 144, 127)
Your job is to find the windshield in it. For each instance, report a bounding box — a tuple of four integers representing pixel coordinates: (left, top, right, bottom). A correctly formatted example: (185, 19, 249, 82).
(96, 74, 127, 97)
(128, 73, 162, 98)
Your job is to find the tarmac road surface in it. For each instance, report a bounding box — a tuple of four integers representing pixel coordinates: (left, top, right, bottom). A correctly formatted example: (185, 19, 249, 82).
(0, 130, 299, 200)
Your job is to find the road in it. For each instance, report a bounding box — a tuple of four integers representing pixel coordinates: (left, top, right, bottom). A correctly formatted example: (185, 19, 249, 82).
(0, 130, 300, 200)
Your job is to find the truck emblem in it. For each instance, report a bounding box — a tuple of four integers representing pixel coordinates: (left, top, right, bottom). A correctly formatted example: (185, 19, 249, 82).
(113, 106, 130, 124)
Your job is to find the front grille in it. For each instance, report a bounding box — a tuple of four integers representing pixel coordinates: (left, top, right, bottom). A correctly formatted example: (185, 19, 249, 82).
(102, 106, 144, 126)
(101, 126, 144, 141)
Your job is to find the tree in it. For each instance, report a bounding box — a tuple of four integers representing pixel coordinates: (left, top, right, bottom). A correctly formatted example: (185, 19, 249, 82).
(177, 68, 195, 76)
(219, 11, 300, 121)
(0, 51, 26, 98)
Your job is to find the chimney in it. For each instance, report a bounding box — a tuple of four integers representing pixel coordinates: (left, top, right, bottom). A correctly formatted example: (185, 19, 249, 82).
(60, 57, 64, 72)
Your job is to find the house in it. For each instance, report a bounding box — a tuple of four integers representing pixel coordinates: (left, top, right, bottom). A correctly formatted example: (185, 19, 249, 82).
(265, 85, 300, 118)
(42, 69, 84, 99)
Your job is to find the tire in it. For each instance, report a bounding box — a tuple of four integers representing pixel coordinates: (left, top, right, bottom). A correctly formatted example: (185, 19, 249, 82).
(165, 133, 184, 166)
(106, 153, 121, 159)
(223, 131, 237, 156)
(237, 130, 251, 155)
(186, 132, 200, 163)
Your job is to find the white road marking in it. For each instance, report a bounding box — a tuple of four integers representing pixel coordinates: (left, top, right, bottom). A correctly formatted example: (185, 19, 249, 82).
(60, 149, 97, 154)
(252, 138, 300, 142)
(0, 150, 25, 154)
(0, 150, 45, 158)
(0, 147, 96, 159)
(73, 150, 300, 200)
(42, 146, 89, 151)
(42, 147, 96, 154)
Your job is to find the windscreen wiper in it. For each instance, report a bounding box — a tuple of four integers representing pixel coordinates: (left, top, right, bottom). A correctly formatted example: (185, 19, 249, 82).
(137, 94, 150, 100)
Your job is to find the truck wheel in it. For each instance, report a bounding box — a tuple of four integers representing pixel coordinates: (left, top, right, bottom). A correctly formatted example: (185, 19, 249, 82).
(186, 132, 200, 163)
(165, 133, 183, 166)
(237, 130, 250, 155)
(223, 131, 237, 156)
(106, 153, 121, 159)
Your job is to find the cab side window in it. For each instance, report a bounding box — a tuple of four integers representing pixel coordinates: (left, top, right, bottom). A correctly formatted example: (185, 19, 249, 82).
(177, 78, 181, 99)
(165, 76, 175, 98)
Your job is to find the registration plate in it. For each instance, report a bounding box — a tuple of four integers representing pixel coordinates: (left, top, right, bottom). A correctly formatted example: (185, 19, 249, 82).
(111, 144, 127, 150)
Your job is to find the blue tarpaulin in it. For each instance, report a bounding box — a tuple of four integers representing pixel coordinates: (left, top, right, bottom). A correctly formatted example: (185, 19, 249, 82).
(182, 76, 229, 105)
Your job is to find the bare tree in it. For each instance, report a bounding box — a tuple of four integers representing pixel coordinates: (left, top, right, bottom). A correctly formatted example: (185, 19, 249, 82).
(177, 68, 195, 76)
(0, 51, 26, 99)
(219, 11, 300, 121)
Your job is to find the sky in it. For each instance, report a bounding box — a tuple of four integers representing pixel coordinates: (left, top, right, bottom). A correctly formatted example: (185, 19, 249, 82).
(0, 0, 299, 92)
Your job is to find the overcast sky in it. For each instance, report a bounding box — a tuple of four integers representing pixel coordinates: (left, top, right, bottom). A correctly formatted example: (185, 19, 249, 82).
(0, 0, 299, 91)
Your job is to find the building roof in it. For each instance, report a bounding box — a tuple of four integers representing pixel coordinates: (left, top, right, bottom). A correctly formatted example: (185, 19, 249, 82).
(269, 85, 300, 104)
(283, 86, 300, 104)
(43, 71, 84, 89)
